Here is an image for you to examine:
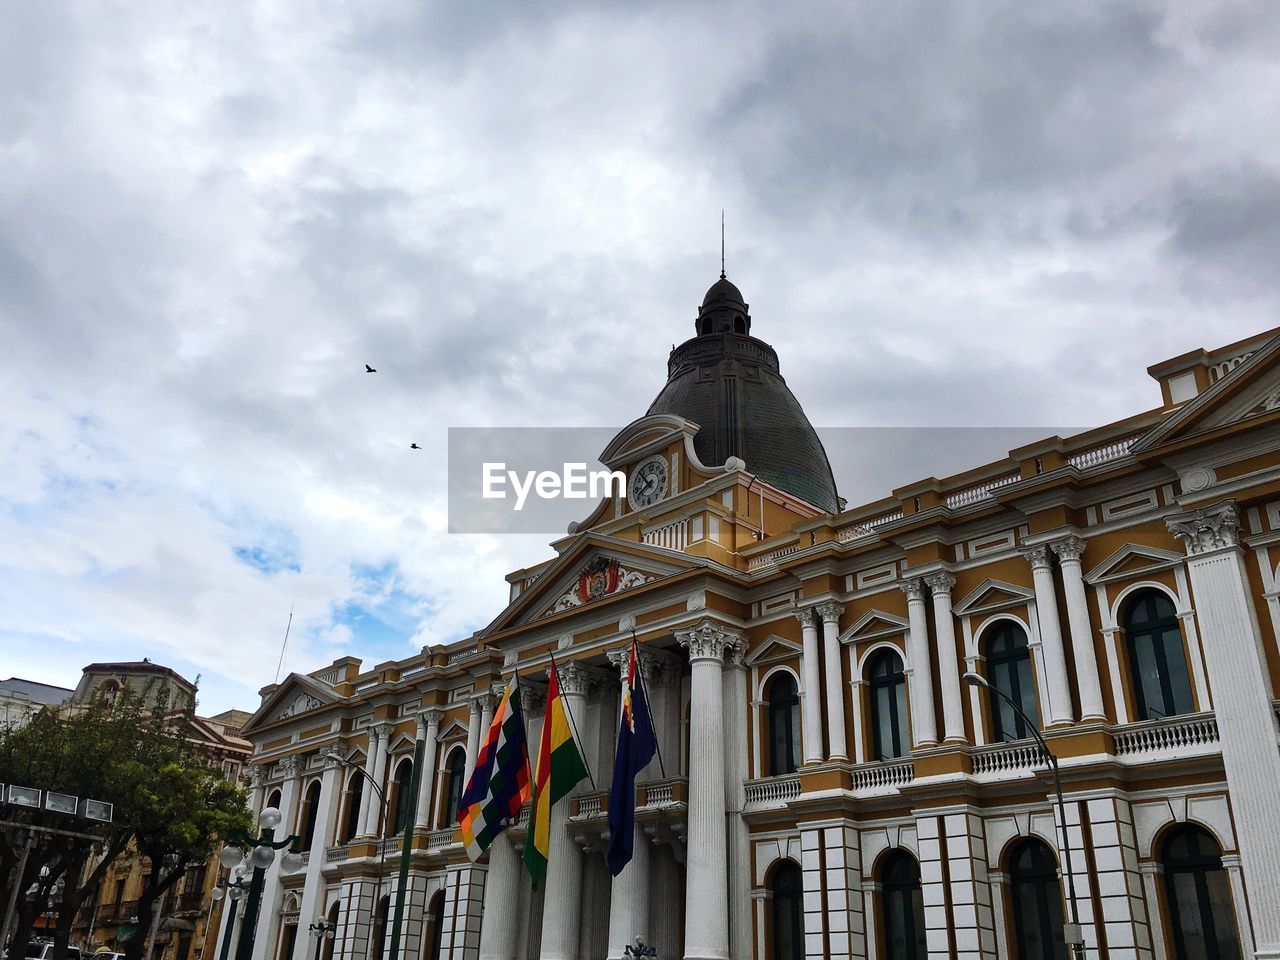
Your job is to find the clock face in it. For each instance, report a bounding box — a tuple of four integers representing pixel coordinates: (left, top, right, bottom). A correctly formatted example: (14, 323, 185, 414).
(628, 456, 669, 509)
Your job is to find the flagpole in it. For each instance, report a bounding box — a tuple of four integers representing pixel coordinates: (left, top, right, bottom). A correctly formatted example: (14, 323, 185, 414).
(630, 630, 668, 780)
(549, 652, 596, 790)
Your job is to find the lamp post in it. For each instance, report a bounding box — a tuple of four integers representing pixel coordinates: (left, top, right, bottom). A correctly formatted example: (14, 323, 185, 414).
(210, 862, 250, 960)
(963, 672, 1086, 959)
(623, 937, 657, 958)
(308, 920, 336, 960)
(331, 758, 393, 960)
(219, 807, 304, 960)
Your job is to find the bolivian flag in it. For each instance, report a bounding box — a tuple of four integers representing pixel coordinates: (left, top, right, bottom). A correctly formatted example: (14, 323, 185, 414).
(522, 657, 588, 887)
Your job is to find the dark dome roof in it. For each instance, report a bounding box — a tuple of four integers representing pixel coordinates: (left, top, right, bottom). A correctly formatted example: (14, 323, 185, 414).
(645, 276, 840, 513)
(702, 276, 745, 308)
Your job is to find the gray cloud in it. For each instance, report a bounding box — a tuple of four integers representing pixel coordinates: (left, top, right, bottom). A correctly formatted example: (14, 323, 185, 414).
(2, 0, 1278, 710)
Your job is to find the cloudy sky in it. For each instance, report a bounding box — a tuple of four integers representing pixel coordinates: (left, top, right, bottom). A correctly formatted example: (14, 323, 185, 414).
(3, 1, 1278, 715)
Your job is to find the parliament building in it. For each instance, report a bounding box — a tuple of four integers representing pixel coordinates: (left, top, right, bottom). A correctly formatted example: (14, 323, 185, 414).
(232, 275, 1280, 960)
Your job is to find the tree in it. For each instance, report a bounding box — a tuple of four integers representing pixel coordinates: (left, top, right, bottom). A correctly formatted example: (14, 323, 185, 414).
(0, 686, 251, 960)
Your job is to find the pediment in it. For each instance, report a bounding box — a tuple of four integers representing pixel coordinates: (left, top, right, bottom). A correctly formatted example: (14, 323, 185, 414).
(241, 674, 344, 735)
(744, 634, 802, 665)
(839, 609, 909, 645)
(953, 579, 1035, 617)
(599, 414, 701, 470)
(1084, 544, 1184, 584)
(1133, 333, 1280, 452)
(388, 732, 416, 753)
(481, 533, 701, 636)
(437, 717, 469, 742)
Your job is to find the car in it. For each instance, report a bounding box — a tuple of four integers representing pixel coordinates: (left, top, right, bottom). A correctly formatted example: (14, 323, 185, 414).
(26, 942, 82, 960)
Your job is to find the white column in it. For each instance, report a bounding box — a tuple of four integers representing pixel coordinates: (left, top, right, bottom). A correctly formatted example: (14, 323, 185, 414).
(606, 824, 650, 958)
(1052, 536, 1107, 721)
(479, 692, 497, 747)
(1024, 545, 1075, 725)
(362, 723, 392, 838)
(1221, 855, 1255, 959)
(1168, 502, 1280, 957)
(358, 726, 383, 837)
(722, 646, 753, 960)
(414, 708, 444, 830)
(1137, 864, 1168, 960)
(676, 618, 741, 960)
(252, 762, 301, 960)
(293, 750, 345, 960)
(464, 697, 484, 784)
(605, 649, 654, 960)
(478, 833, 522, 960)
(923, 572, 966, 743)
(795, 609, 825, 764)
(539, 660, 598, 960)
(816, 601, 849, 760)
(899, 579, 937, 747)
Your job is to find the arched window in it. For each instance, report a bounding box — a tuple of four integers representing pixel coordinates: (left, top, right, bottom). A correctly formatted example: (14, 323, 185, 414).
(768, 860, 804, 960)
(879, 850, 926, 960)
(322, 902, 339, 960)
(424, 891, 445, 960)
(765, 673, 801, 776)
(370, 896, 390, 960)
(300, 780, 322, 850)
(444, 748, 467, 826)
(342, 771, 364, 842)
(1008, 840, 1067, 960)
(1161, 825, 1242, 960)
(390, 758, 414, 835)
(984, 622, 1040, 742)
(265, 788, 282, 813)
(1123, 590, 1194, 721)
(868, 649, 909, 760)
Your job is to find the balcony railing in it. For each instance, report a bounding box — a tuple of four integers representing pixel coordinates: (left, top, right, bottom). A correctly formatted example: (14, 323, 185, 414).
(971, 740, 1049, 777)
(1067, 434, 1138, 469)
(640, 778, 685, 808)
(945, 472, 1022, 509)
(426, 828, 457, 851)
(324, 845, 350, 863)
(743, 774, 800, 806)
(1113, 712, 1219, 759)
(852, 760, 914, 792)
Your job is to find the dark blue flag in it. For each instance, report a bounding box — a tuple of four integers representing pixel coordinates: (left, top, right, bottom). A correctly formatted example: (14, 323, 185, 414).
(607, 641, 658, 875)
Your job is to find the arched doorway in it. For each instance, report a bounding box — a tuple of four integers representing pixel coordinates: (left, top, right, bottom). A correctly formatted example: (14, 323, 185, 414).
(423, 891, 445, 960)
(767, 860, 803, 960)
(879, 850, 926, 960)
(1008, 839, 1067, 960)
(1161, 825, 1242, 960)
(764, 672, 800, 775)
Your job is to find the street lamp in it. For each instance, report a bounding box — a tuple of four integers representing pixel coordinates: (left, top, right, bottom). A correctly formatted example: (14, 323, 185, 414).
(210, 863, 250, 960)
(623, 937, 656, 958)
(330, 758, 393, 960)
(308, 920, 337, 960)
(963, 672, 1086, 959)
(219, 807, 303, 960)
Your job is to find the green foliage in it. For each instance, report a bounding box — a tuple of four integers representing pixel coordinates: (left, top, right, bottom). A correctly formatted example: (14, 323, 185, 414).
(0, 685, 251, 960)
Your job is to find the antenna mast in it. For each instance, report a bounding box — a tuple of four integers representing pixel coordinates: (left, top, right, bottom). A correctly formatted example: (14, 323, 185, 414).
(720, 210, 726, 279)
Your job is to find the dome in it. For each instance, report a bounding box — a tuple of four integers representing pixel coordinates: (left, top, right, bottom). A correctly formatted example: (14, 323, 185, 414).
(702, 276, 745, 308)
(646, 276, 840, 514)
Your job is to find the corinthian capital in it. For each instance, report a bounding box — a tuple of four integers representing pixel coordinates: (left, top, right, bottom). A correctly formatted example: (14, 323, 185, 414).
(1050, 535, 1086, 564)
(814, 601, 846, 624)
(518, 682, 546, 716)
(320, 745, 346, 768)
(1021, 544, 1054, 571)
(897, 578, 927, 603)
(675, 618, 744, 663)
(418, 707, 445, 729)
(792, 607, 817, 629)
(923, 571, 956, 595)
(1167, 502, 1241, 556)
(552, 659, 604, 697)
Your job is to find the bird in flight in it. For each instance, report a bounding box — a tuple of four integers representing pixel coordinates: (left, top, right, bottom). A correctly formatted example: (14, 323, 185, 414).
(410, 443, 421, 450)
(365, 364, 377, 373)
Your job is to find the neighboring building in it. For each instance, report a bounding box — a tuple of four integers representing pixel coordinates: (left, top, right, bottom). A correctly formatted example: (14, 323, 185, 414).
(235, 275, 1280, 960)
(67, 664, 252, 960)
(74, 660, 199, 712)
(0, 677, 73, 727)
